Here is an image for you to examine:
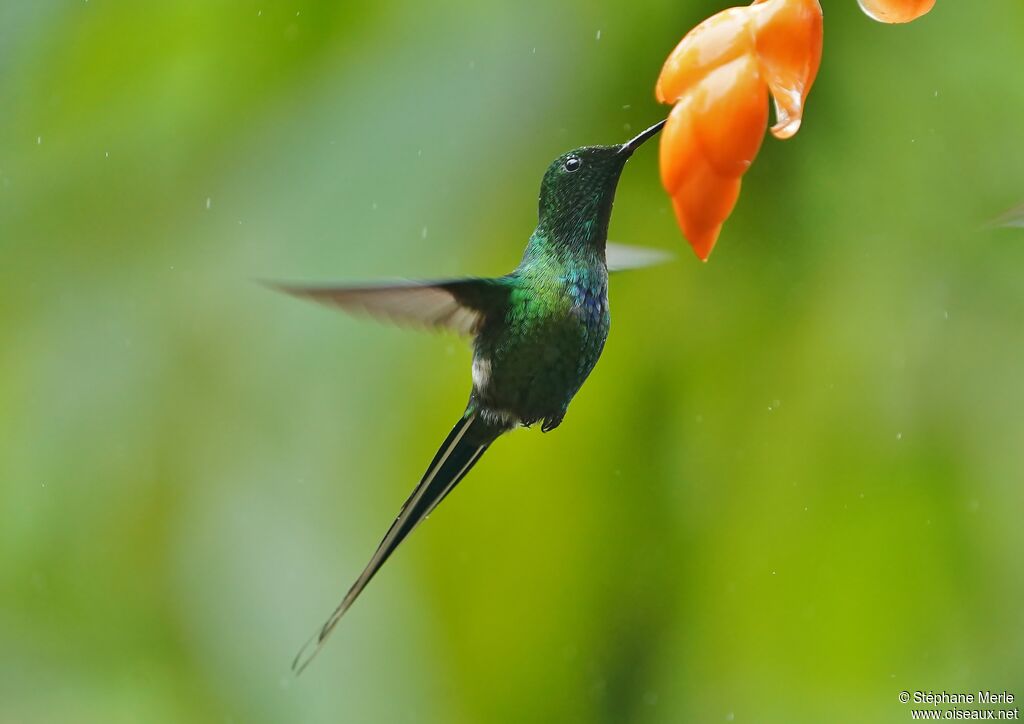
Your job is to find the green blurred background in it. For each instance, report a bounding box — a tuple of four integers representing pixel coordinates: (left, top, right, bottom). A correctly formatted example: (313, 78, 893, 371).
(2, 1, 1023, 722)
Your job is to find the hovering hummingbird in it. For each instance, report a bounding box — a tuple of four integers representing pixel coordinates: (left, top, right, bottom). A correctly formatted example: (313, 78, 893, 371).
(275, 119, 668, 673)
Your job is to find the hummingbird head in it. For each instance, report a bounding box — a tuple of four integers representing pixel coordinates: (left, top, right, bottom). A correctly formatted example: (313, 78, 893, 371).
(536, 120, 665, 248)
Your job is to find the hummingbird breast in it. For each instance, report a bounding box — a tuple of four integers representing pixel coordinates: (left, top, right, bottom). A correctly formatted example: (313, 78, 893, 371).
(471, 265, 609, 430)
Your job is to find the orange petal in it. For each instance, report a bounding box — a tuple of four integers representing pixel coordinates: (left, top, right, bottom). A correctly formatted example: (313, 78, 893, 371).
(671, 163, 743, 261)
(659, 55, 766, 260)
(659, 99, 700, 195)
(857, 0, 935, 23)
(692, 55, 769, 177)
(656, 7, 754, 104)
(656, 0, 823, 259)
(751, 0, 823, 138)
(678, 162, 741, 236)
(672, 198, 720, 262)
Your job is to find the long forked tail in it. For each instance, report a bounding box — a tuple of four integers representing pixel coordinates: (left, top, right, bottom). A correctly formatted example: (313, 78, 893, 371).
(292, 410, 501, 674)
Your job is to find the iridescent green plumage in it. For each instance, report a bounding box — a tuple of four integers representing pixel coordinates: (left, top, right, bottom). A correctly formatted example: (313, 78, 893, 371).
(276, 120, 666, 672)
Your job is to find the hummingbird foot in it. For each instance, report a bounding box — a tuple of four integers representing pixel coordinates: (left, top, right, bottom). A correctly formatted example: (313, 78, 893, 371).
(541, 413, 564, 433)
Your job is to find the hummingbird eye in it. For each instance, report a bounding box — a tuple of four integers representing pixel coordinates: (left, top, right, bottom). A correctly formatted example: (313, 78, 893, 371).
(563, 156, 582, 173)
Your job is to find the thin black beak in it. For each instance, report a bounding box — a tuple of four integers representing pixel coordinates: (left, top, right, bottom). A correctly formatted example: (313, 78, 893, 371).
(621, 119, 667, 155)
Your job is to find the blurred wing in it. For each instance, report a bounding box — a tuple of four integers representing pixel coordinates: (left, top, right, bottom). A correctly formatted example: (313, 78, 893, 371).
(606, 242, 674, 272)
(267, 278, 508, 336)
(988, 201, 1024, 229)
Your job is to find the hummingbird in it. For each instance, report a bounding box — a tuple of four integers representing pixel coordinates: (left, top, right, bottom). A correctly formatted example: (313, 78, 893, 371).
(275, 119, 667, 673)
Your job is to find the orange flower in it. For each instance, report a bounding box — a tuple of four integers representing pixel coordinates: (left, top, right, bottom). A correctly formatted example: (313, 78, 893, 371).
(656, 0, 822, 260)
(857, 0, 935, 24)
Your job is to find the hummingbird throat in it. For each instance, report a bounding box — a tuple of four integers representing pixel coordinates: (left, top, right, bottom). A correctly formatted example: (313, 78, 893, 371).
(539, 190, 618, 257)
